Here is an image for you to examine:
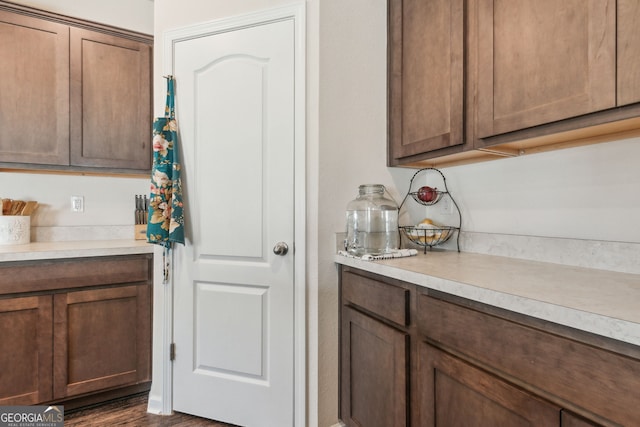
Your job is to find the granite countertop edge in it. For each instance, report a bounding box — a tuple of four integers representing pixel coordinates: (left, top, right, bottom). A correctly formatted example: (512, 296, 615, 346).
(0, 240, 155, 262)
(335, 251, 640, 347)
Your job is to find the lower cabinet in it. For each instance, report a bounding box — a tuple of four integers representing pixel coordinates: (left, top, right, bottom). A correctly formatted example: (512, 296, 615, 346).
(53, 284, 151, 400)
(0, 254, 152, 407)
(0, 295, 53, 404)
(339, 268, 411, 427)
(419, 343, 560, 426)
(341, 307, 408, 427)
(339, 265, 640, 427)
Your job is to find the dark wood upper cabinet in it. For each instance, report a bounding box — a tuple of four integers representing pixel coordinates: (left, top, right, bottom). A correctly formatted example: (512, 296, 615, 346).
(70, 28, 152, 170)
(0, 2, 152, 173)
(476, 0, 616, 139)
(388, 0, 467, 166)
(617, 0, 640, 106)
(390, 0, 640, 167)
(0, 10, 69, 165)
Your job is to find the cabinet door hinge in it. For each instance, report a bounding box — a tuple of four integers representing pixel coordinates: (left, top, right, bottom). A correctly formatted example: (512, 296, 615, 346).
(170, 343, 176, 361)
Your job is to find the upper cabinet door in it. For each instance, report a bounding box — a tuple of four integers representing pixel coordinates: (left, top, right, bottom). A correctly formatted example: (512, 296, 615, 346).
(0, 11, 69, 165)
(617, 0, 640, 106)
(70, 28, 152, 170)
(388, 0, 465, 165)
(476, 0, 616, 139)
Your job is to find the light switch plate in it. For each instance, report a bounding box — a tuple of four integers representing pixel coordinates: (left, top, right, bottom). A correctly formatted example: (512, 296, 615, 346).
(71, 196, 84, 212)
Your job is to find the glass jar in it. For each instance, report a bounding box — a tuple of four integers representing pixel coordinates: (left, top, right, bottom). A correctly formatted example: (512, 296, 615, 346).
(344, 184, 399, 256)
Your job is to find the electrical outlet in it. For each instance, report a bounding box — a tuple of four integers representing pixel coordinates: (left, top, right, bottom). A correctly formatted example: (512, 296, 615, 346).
(71, 196, 84, 212)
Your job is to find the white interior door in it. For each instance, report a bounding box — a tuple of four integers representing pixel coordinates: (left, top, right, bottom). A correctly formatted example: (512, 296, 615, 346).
(170, 13, 296, 427)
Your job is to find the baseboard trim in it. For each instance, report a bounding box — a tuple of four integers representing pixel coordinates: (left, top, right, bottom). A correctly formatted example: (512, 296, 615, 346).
(146, 391, 171, 415)
(59, 384, 151, 412)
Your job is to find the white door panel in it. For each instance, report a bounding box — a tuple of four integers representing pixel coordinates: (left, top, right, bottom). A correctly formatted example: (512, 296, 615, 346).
(194, 282, 267, 377)
(171, 15, 295, 427)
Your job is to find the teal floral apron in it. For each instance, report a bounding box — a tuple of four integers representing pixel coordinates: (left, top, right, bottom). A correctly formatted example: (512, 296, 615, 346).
(147, 76, 185, 280)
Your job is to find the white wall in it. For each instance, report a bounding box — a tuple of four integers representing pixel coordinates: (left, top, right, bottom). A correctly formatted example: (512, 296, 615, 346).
(1, 172, 149, 228)
(6, 0, 153, 33)
(444, 137, 640, 243)
(1, 0, 154, 233)
(317, 2, 417, 426)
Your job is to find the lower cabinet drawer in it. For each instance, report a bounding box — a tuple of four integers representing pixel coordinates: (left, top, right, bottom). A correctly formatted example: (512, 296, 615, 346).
(0, 254, 152, 295)
(342, 269, 409, 326)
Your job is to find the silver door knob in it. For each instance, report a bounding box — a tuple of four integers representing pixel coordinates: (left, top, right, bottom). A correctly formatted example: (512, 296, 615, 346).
(273, 242, 289, 256)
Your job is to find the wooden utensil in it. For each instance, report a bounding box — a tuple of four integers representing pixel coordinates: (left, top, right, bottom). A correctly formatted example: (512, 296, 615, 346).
(9, 200, 25, 216)
(1, 199, 11, 215)
(20, 201, 39, 216)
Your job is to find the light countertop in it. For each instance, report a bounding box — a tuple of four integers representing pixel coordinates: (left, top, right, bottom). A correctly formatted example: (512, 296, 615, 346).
(0, 240, 154, 262)
(335, 251, 640, 347)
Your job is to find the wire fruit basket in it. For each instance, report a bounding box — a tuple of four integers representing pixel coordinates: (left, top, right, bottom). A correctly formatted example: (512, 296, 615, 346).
(398, 168, 462, 254)
(399, 225, 457, 247)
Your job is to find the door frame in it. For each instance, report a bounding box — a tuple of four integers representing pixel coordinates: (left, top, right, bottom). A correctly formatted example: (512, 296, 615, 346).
(147, 3, 306, 426)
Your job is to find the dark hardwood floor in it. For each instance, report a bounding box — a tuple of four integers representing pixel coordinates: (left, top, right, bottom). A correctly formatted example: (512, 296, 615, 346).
(64, 393, 239, 426)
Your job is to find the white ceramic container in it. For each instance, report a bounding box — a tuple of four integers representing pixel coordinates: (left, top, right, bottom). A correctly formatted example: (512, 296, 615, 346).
(0, 216, 30, 245)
